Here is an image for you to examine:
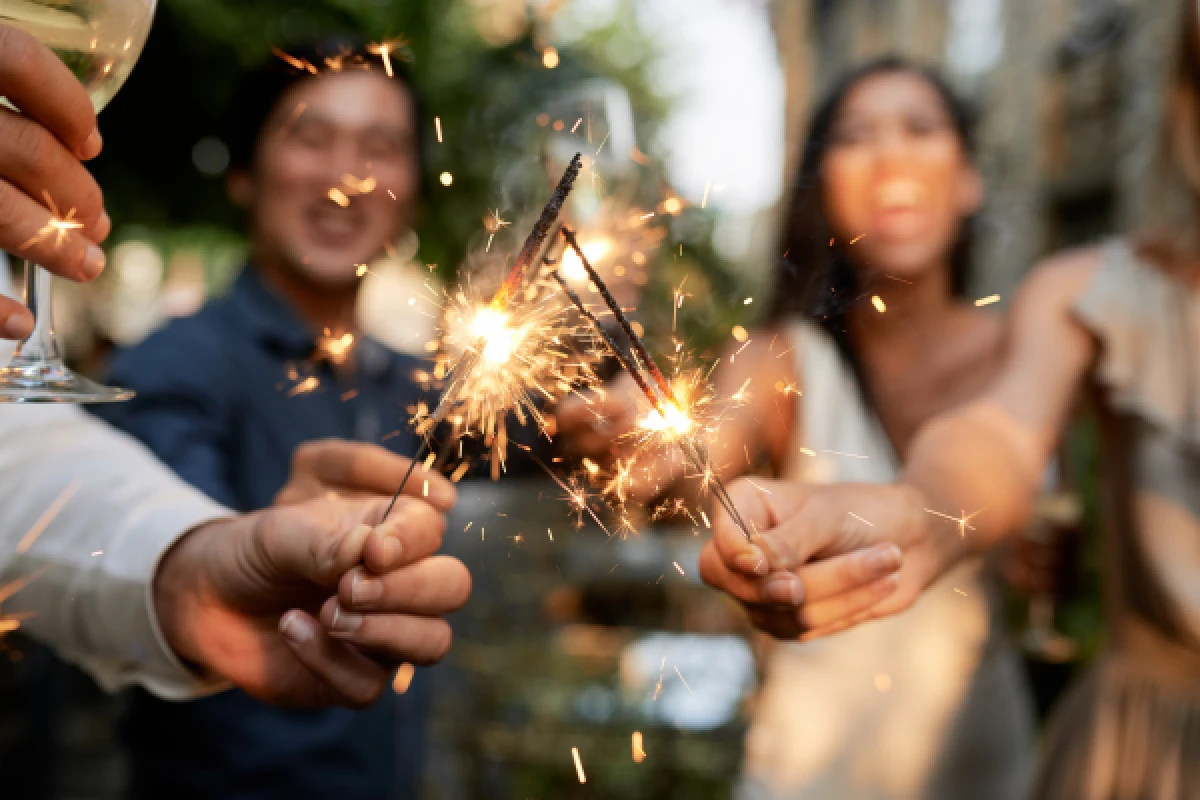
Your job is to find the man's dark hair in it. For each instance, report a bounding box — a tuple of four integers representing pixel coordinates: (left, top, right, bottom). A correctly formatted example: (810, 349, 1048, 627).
(224, 35, 424, 179)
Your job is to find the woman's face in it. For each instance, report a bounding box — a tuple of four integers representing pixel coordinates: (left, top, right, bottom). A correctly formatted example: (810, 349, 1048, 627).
(821, 71, 982, 282)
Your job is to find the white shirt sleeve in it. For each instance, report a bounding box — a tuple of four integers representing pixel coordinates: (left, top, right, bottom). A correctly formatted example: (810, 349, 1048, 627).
(0, 404, 232, 700)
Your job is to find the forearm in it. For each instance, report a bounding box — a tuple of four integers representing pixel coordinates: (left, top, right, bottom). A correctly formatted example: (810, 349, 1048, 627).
(0, 406, 230, 698)
(898, 400, 1047, 573)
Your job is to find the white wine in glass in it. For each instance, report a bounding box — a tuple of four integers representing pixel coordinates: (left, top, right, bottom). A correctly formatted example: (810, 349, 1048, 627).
(0, 0, 157, 402)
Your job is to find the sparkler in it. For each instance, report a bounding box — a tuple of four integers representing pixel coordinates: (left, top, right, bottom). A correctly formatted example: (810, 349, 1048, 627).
(382, 154, 585, 520)
(550, 225, 754, 541)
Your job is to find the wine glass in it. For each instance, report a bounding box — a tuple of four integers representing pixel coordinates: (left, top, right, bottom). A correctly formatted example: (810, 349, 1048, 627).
(0, 0, 156, 402)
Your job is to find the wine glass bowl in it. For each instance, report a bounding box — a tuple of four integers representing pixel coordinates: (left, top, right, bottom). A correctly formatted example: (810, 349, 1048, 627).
(0, 0, 157, 402)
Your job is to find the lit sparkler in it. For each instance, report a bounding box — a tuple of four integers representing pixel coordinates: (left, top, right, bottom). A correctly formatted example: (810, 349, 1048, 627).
(382, 154, 585, 520)
(550, 226, 754, 540)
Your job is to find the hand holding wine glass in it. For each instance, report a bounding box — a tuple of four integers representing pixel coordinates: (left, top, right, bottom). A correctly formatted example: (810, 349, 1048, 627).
(0, 23, 110, 338)
(0, 0, 156, 401)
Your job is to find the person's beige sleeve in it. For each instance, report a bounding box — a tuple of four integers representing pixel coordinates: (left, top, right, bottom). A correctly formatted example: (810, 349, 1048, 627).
(0, 404, 232, 699)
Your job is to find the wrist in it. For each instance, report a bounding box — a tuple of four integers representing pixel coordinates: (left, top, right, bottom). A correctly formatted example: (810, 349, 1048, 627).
(894, 481, 970, 574)
(153, 519, 224, 675)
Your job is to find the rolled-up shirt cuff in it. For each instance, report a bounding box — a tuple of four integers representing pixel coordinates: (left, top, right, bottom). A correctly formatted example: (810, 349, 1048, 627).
(92, 492, 234, 700)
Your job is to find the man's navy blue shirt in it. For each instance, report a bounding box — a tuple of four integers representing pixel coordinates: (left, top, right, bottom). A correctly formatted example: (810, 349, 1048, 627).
(94, 268, 431, 800)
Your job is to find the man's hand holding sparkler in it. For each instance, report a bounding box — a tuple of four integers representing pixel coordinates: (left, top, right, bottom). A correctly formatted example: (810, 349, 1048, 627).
(0, 25, 111, 339)
(277, 438, 458, 510)
(154, 495, 470, 708)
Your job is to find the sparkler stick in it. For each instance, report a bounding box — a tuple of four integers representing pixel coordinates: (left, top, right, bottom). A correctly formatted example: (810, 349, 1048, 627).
(554, 227, 754, 541)
(382, 155, 585, 521)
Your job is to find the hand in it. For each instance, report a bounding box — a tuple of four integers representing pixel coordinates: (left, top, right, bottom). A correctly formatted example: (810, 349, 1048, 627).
(555, 372, 642, 461)
(0, 25, 111, 339)
(154, 495, 471, 708)
(275, 438, 457, 512)
(698, 478, 950, 640)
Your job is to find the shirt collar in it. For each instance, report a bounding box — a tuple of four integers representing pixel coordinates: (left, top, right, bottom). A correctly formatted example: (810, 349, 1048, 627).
(228, 268, 317, 358)
(227, 267, 409, 381)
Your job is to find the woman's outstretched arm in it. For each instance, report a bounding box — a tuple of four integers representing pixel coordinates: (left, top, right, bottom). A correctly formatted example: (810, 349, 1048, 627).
(700, 249, 1103, 639)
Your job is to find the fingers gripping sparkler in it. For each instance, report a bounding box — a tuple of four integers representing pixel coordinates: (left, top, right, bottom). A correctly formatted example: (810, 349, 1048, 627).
(552, 226, 754, 541)
(382, 154, 585, 521)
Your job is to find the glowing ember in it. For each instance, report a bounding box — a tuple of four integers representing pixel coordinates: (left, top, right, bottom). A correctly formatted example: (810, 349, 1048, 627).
(571, 746, 586, 783)
(21, 191, 84, 251)
(328, 188, 350, 207)
(632, 731, 646, 763)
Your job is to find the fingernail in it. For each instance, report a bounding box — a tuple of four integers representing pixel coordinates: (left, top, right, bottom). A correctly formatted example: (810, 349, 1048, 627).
(280, 611, 314, 643)
(96, 211, 112, 240)
(2, 312, 32, 340)
(381, 535, 402, 566)
(866, 544, 903, 574)
(79, 129, 103, 160)
(330, 605, 364, 633)
(352, 573, 383, 604)
(877, 573, 901, 596)
(734, 547, 769, 576)
(764, 574, 801, 606)
(82, 245, 105, 279)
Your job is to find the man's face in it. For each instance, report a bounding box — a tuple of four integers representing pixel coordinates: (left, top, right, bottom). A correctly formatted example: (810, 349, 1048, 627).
(237, 70, 419, 288)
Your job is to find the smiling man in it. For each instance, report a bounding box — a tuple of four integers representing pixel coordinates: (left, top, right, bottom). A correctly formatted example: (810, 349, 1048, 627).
(93, 38, 442, 799)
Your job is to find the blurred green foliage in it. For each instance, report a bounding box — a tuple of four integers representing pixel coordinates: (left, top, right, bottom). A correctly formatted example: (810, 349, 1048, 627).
(87, 0, 746, 351)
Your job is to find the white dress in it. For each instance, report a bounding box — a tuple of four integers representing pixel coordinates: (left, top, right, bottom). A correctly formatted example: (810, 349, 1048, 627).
(737, 320, 1033, 800)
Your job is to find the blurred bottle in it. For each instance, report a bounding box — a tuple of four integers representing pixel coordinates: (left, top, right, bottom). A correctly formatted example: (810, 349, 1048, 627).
(1014, 489, 1083, 718)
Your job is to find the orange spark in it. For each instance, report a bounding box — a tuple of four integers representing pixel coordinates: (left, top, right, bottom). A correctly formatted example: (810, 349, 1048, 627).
(571, 746, 586, 783)
(21, 191, 84, 251)
(18, 478, 80, 553)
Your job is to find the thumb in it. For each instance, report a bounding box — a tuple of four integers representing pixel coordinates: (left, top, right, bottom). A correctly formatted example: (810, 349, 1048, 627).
(257, 497, 389, 589)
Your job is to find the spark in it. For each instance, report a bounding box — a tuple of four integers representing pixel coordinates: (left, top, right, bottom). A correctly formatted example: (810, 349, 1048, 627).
(17, 478, 80, 553)
(272, 47, 318, 74)
(439, 172, 453, 186)
(367, 36, 410, 78)
(434, 116, 443, 143)
(571, 747, 586, 783)
(975, 294, 1001, 307)
(732, 325, 749, 342)
(543, 47, 560, 69)
(672, 561, 685, 576)
(674, 665, 692, 692)
(342, 174, 377, 194)
(847, 511, 874, 527)
(570, 117, 582, 134)
(924, 507, 982, 537)
(800, 447, 816, 456)
(279, 102, 307, 136)
(328, 188, 350, 207)
(317, 332, 355, 364)
(701, 180, 711, 209)
(287, 376, 319, 397)
(850, 233, 866, 244)
(871, 295, 887, 313)
(632, 731, 646, 763)
(393, 663, 415, 693)
(823, 449, 868, 459)
(21, 192, 83, 251)
(954, 588, 968, 596)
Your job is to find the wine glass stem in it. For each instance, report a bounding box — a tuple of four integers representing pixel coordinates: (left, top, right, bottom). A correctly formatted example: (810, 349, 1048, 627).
(17, 262, 60, 362)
